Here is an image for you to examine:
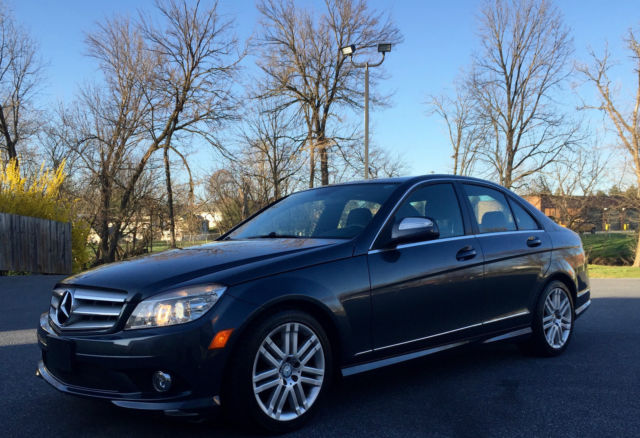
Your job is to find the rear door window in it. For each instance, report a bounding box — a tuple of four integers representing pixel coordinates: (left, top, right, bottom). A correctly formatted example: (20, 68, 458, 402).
(463, 184, 516, 233)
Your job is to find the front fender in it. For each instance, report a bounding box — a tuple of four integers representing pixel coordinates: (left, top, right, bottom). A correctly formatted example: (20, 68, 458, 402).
(226, 255, 372, 363)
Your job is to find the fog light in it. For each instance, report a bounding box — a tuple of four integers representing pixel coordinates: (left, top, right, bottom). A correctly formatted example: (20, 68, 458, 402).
(152, 371, 172, 392)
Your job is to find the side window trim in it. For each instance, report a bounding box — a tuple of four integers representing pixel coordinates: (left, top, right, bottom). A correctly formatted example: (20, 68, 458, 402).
(370, 180, 467, 250)
(506, 196, 541, 231)
(453, 181, 476, 236)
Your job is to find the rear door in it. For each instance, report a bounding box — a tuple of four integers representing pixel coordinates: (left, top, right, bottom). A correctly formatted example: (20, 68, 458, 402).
(368, 182, 485, 350)
(461, 184, 552, 328)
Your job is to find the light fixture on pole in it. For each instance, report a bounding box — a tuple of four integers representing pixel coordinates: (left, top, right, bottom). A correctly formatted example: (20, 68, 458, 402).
(340, 43, 392, 179)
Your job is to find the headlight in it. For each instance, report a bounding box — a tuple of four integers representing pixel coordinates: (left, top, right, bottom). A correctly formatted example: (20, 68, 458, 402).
(125, 284, 226, 330)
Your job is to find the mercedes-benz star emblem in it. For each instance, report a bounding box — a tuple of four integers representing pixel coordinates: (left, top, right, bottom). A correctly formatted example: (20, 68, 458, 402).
(57, 290, 74, 325)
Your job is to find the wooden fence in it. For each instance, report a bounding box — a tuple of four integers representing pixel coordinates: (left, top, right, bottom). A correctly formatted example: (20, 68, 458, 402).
(0, 213, 72, 274)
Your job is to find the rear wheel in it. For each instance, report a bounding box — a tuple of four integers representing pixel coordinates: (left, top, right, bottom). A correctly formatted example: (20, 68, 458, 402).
(225, 310, 332, 433)
(521, 281, 574, 356)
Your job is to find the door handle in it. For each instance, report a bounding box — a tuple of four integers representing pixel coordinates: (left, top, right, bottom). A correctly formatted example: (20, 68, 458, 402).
(456, 246, 477, 261)
(527, 236, 542, 247)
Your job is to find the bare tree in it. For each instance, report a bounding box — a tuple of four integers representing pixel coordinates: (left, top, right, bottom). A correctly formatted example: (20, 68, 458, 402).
(428, 85, 484, 176)
(65, 0, 240, 264)
(578, 28, 640, 266)
(469, 0, 578, 189)
(0, 2, 44, 162)
(239, 100, 306, 201)
(534, 146, 608, 230)
(205, 168, 255, 233)
(334, 136, 407, 179)
(139, 0, 239, 247)
(256, 0, 402, 187)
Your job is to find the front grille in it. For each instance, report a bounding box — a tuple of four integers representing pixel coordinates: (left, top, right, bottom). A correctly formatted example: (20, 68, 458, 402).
(49, 287, 127, 331)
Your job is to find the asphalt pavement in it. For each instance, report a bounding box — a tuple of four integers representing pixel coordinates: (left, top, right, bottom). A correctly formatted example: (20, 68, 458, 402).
(1, 276, 639, 438)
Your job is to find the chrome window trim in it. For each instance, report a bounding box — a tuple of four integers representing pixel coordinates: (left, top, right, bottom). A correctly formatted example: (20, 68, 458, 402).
(368, 234, 472, 255)
(473, 229, 545, 238)
(367, 230, 545, 255)
(342, 340, 469, 377)
(576, 299, 591, 315)
(577, 288, 590, 298)
(482, 327, 532, 344)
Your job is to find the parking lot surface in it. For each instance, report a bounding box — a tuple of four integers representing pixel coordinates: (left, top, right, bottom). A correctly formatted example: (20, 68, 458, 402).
(1, 276, 639, 437)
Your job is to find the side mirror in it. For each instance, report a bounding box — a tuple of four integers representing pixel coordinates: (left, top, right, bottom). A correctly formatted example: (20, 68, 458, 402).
(389, 217, 440, 247)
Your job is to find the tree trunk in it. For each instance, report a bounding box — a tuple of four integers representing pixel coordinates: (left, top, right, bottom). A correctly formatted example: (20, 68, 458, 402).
(0, 107, 17, 162)
(634, 178, 640, 267)
(633, 233, 640, 268)
(164, 147, 176, 248)
(320, 143, 329, 186)
(308, 139, 315, 188)
(106, 223, 121, 263)
(97, 176, 111, 264)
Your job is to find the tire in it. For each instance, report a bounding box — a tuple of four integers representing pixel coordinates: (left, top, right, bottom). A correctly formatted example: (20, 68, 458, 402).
(521, 280, 574, 357)
(225, 310, 332, 433)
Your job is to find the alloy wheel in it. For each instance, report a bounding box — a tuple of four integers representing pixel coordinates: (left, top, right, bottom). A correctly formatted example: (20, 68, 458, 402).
(252, 322, 325, 421)
(542, 287, 572, 349)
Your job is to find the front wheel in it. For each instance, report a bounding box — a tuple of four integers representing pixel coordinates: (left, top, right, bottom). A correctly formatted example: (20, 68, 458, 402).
(225, 310, 332, 433)
(521, 281, 574, 357)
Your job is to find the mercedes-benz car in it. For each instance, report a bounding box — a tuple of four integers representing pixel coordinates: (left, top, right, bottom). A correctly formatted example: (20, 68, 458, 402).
(37, 175, 591, 432)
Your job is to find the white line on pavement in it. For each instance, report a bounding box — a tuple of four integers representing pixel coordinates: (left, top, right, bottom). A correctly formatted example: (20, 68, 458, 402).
(0, 329, 37, 347)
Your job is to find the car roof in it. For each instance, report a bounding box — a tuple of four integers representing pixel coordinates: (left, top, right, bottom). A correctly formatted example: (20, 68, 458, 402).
(329, 174, 505, 188)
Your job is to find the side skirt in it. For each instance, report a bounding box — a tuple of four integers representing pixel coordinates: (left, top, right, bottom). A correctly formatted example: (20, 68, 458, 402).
(341, 327, 533, 377)
(341, 341, 468, 377)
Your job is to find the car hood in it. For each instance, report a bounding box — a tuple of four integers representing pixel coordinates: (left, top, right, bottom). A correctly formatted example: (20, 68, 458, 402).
(61, 238, 345, 295)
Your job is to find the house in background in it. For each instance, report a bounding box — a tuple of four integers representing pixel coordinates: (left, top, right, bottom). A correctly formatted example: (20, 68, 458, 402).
(524, 194, 639, 232)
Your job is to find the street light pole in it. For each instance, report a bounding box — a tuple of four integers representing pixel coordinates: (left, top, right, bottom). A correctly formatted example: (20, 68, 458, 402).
(340, 43, 392, 179)
(364, 63, 369, 179)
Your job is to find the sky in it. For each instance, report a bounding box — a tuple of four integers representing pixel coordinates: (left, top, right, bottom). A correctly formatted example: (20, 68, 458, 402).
(9, 0, 640, 180)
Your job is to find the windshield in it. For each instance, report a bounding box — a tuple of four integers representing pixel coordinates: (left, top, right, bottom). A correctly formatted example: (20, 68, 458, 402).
(227, 183, 399, 240)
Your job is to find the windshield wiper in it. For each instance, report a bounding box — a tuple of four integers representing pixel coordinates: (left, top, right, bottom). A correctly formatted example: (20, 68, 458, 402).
(246, 232, 302, 239)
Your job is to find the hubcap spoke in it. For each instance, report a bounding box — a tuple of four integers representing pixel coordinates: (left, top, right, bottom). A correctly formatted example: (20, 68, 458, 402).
(276, 386, 290, 418)
(265, 336, 285, 360)
(300, 342, 320, 366)
(296, 337, 315, 359)
(300, 376, 323, 386)
(291, 323, 299, 355)
(259, 346, 281, 368)
(255, 378, 281, 394)
(301, 365, 324, 376)
(267, 383, 283, 414)
(253, 368, 279, 383)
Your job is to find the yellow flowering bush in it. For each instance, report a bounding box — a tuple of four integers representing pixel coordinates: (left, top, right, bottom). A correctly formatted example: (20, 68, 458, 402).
(0, 157, 91, 272)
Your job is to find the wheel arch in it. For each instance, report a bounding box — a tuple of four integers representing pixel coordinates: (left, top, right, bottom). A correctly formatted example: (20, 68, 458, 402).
(225, 295, 345, 376)
(541, 271, 577, 306)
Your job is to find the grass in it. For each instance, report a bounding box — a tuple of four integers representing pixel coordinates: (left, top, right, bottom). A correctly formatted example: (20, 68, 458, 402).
(588, 264, 640, 278)
(581, 233, 637, 265)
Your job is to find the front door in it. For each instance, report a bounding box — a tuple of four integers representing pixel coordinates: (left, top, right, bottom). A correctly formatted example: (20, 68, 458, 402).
(368, 182, 485, 350)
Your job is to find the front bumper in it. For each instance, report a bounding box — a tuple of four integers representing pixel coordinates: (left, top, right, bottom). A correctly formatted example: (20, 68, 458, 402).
(36, 294, 257, 413)
(36, 360, 215, 413)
